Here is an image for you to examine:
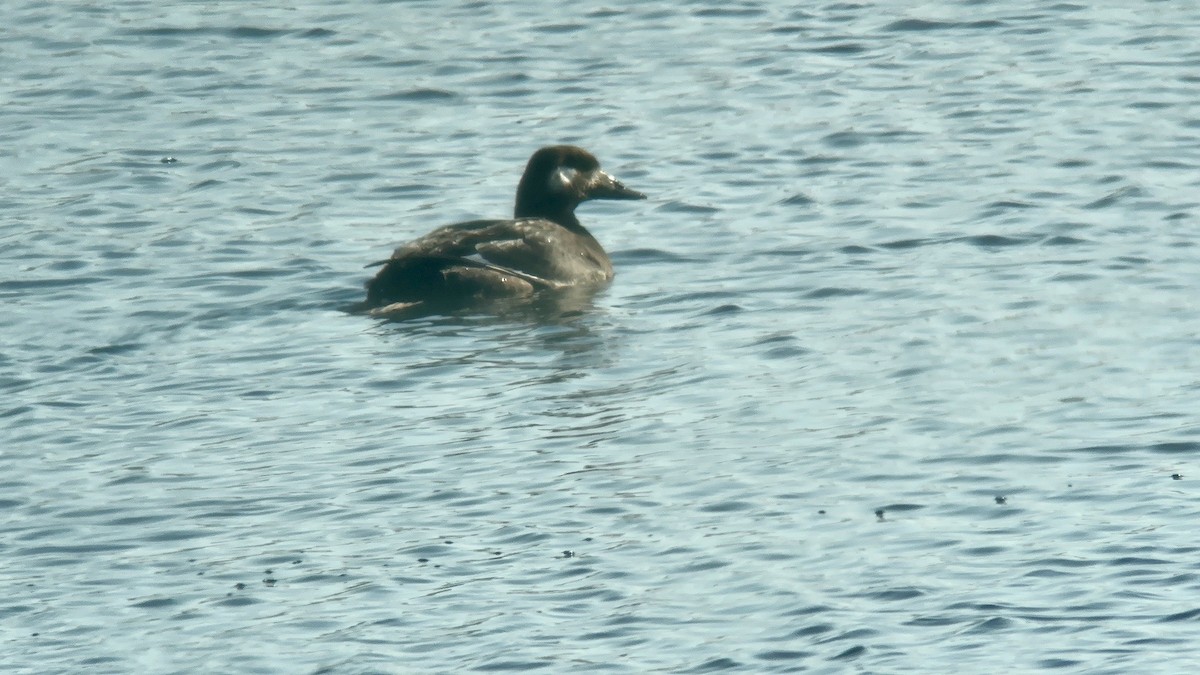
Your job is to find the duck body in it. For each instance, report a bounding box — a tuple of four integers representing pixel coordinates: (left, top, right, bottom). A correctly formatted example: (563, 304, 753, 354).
(364, 145, 644, 315)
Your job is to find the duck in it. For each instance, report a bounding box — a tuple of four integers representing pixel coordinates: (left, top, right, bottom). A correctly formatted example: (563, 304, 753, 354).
(363, 145, 646, 315)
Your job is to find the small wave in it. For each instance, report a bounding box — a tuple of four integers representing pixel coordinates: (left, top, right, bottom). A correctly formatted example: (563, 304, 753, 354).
(374, 88, 458, 102)
(1041, 235, 1089, 246)
(804, 287, 866, 299)
(1083, 186, 1143, 210)
(779, 192, 815, 206)
(807, 42, 870, 55)
(878, 238, 931, 250)
(656, 201, 719, 215)
(883, 19, 1005, 32)
(121, 26, 301, 40)
(611, 248, 692, 264)
(955, 234, 1038, 248)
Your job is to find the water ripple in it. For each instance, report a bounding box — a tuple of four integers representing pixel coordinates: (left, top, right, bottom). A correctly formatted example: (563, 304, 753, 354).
(6, 0, 1200, 672)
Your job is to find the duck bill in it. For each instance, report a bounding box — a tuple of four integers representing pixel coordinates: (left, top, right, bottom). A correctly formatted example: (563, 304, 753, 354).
(587, 170, 647, 201)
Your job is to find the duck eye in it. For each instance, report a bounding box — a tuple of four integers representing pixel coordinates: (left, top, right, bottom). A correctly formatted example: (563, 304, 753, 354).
(548, 167, 579, 192)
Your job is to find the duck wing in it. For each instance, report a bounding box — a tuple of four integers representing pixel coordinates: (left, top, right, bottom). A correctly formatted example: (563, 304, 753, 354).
(392, 219, 530, 260)
(367, 218, 575, 281)
(365, 251, 557, 308)
(364, 219, 589, 308)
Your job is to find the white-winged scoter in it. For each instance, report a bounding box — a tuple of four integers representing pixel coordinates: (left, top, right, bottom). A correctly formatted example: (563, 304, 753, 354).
(363, 145, 645, 315)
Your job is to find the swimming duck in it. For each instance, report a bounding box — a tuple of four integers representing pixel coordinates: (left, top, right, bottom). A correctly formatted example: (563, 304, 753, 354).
(364, 145, 645, 315)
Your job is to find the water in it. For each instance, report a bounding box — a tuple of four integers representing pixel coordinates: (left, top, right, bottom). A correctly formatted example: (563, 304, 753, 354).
(4, 0, 1200, 672)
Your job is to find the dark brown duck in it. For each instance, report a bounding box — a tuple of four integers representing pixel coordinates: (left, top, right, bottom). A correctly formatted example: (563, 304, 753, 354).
(363, 145, 645, 315)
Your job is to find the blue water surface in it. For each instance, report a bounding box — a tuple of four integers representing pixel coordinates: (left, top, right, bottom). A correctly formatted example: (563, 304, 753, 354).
(3, 1, 1200, 672)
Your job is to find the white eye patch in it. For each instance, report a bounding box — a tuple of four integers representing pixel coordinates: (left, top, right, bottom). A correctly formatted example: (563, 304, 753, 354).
(548, 167, 579, 192)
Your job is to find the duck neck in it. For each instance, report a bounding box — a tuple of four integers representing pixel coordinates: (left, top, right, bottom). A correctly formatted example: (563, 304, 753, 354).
(514, 194, 587, 234)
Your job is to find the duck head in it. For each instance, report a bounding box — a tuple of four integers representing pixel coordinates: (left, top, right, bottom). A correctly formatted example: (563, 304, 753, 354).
(514, 145, 646, 227)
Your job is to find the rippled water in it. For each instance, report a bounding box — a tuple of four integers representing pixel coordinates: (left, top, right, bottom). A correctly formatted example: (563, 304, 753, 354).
(5, 0, 1200, 672)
